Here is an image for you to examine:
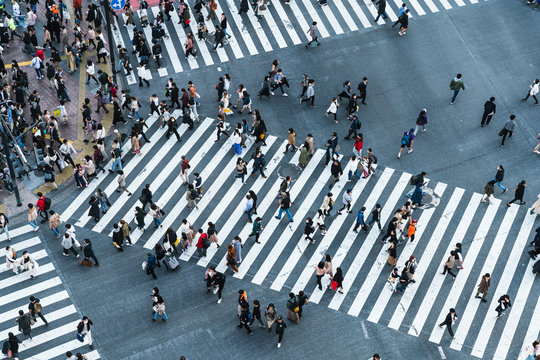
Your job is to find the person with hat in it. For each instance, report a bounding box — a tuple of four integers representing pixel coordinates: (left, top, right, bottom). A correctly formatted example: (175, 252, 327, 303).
(275, 315, 287, 348)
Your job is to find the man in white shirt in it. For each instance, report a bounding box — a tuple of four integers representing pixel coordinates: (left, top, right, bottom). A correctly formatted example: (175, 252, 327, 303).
(522, 78, 539, 105)
(59, 139, 77, 167)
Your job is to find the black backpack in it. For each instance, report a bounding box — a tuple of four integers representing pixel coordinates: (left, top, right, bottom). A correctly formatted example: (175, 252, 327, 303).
(2, 340, 10, 355)
(44, 197, 52, 210)
(190, 189, 197, 200)
(409, 174, 421, 186)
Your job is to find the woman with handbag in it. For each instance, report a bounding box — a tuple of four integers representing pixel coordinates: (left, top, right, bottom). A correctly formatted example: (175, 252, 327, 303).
(226, 244, 239, 272)
(152, 296, 168, 322)
(330, 267, 343, 294)
(43, 164, 59, 189)
(387, 242, 397, 266)
(234, 157, 247, 183)
(150, 203, 163, 228)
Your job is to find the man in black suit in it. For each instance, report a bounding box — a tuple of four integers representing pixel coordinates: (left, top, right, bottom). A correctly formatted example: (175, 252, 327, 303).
(438, 308, 458, 339)
(481, 97, 496, 127)
(358, 77, 368, 105)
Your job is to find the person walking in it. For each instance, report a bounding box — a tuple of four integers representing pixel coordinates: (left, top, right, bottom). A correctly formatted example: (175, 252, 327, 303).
(152, 296, 168, 322)
(76, 316, 94, 349)
(305, 21, 319, 47)
(48, 210, 61, 238)
(249, 300, 265, 328)
(237, 303, 254, 335)
(145, 252, 158, 279)
(397, 129, 415, 159)
(441, 250, 456, 278)
(475, 273, 490, 302)
(226, 244, 238, 272)
(493, 165, 508, 193)
(530, 194, 540, 216)
(140, 184, 153, 211)
(358, 77, 368, 105)
(397, 9, 409, 36)
(286, 292, 299, 324)
(275, 192, 294, 222)
(495, 294, 512, 318)
(438, 308, 458, 339)
(313, 261, 325, 290)
(275, 315, 287, 348)
(325, 97, 339, 124)
(499, 115, 516, 147)
(521, 79, 539, 104)
(353, 206, 368, 233)
(507, 180, 527, 206)
(180, 156, 190, 185)
(449, 73, 465, 104)
(80, 239, 99, 266)
(112, 223, 124, 252)
(116, 171, 132, 196)
(28, 296, 48, 326)
(406, 219, 417, 242)
(135, 206, 146, 232)
(16, 310, 32, 340)
(368, 203, 382, 231)
(249, 217, 263, 244)
(481, 97, 496, 127)
(264, 303, 277, 333)
(329, 159, 343, 188)
(374, 0, 388, 21)
(415, 109, 428, 134)
(88, 196, 100, 222)
(337, 188, 353, 214)
(62, 233, 79, 258)
(0, 213, 11, 242)
(186, 184, 199, 210)
(393, 3, 407, 27)
(481, 180, 495, 204)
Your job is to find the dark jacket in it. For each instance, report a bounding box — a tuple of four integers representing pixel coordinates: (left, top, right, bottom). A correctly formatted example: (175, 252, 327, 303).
(514, 183, 526, 200)
(88, 198, 100, 219)
(376, 0, 386, 14)
(77, 319, 93, 333)
(358, 82, 367, 96)
(331, 162, 343, 177)
(484, 100, 496, 115)
(275, 320, 287, 334)
(495, 169, 504, 182)
(83, 242, 95, 257)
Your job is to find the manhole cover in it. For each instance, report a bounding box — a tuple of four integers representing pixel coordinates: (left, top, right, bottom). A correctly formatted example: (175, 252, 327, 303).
(416, 187, 440, 210)
(277, 163, 302, 181)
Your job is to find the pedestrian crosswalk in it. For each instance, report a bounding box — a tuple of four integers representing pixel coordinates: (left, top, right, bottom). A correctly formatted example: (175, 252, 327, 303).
(112, 0, 488, 83)
(0, 226, 100, 359)
(58, 114, 538, 360)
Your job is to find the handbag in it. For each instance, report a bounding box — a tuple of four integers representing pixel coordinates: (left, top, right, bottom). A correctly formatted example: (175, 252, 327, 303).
(330, 280, 338, 290)
(498, 128, 507, 137)
(142, 261, 147, 271)
(81, 259, 93, 267)
(76, 332, 85, 342)
(53, 109, 61, 117)
(259, 4, 267, 10)
(44, 172, 52, 180)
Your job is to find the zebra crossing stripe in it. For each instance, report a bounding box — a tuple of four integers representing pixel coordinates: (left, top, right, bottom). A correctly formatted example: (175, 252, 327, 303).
(223, 0, 260, 54)
(319, 2, 345, 34)
(111, 17, 137, 85)
(252, 158, 353, 285)
(438, 0, 453, 9)
(168, 8, 200, 69)
(270, 0, 302, 45)
(452, 0, 466, 6)
(5, 236, 41, 253)
(286, 0, 312, 42)
(408, 0, 427, 15)
(198, 140, 288, 267)
(123, 17, 154, 79)
(143, 129, 233, 249)
(0, 290, 70, 323)
(333, 0, 359, 32)
(179, 136, 264, 261)
(0, 277, 62, 307)
(408, 193, 485, 336)
(0, 263, 55, 290)
(91, 115, 187, 233)
(0, 305, 77, 341)
(214, 150, 301, 273)
(519, 272, 540, 359)
(388, 188, 464, 330)
(298, 0, 331, 37)
(368, 182, 447, 324)
(277, 164, 375, 293)
(150, 7, 184, 73)
(347, 172, 411, 316)
(184, 2, 215, 66)
(325, 168, 394, 307)
(62, 114, 160, 222)
(255, 2, 288, 48)
(428, 200, 509, 344)
(422, 0, 440, 12)
(347, 0, 372, 28)
(244, 6, 273, 52)
(233, 150, 325, 279)
(214, 1, 245, 58)
(0, 225, 34, 242)
(470, 212, 536, 358)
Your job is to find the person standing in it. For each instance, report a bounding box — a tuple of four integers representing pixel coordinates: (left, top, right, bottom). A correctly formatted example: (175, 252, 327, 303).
(449, 73, 465, 104)
(521, 79, 539, 104)
(28, 296, 48, 325)
(495, 294, 512, 318)
(438, 308, 458, 339)
(16, 310, 32, 340)
(358, 77, 368, 105)
(374, 0, 388, 21)
(275, 315, 287, 348)
(507, 180, 527, 206)
(499, 115, 516, 147)
(275, 192, 294, 222)
(475, 273, 490, 302)
(441, 251, 456, 278)
(77, 316, 94, 349)
(80, 239, 99, 266)
(305, 21, 319, 48)
(481, 97, 496, 127)
(493, 165, 508, 193)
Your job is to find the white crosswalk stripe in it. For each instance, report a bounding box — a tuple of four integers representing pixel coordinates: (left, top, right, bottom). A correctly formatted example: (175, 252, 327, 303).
(0, 226, 101, 358)
(56, 114, 533, 360)
(109, 0, 484, 76)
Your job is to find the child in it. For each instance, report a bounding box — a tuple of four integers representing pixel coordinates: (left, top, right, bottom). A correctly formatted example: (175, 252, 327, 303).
(57, 100, 68, 125)
(407, 219, 417, 242)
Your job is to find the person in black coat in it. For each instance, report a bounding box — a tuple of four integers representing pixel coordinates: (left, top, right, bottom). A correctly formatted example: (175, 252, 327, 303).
(140, 184, 153, 210)
(275, 316, 287, 348)
(170, 83, 180, 109)
(332, 267, 344, 293)
(438, 308, 458, 339)
(358, 77, 368, 105)
(237, 304, 253, 335)
(481, 97, 496, 127)
(81, 239, 99, 265)
(216, 77, 225, 101)
(238, 0, 249, 14)
(398, 9, 409, 36)
(507, 180, 526, 206)
(374, 0, 388, 21)
(77, 316, 94, 349)
(88, 196, 100, 222)
(112, 223, 124, 251)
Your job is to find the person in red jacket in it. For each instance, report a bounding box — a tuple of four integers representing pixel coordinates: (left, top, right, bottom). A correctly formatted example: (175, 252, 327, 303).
(36, 192, 48, 223)
(180, 156, 190, 185)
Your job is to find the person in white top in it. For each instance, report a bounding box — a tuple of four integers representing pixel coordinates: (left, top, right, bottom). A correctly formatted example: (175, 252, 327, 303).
(325, 97, 339, 124)
(95, 123, 106, 142)
(5, 245, 18, 274)
(522, 78, 540, 104)
(18, 251, 39, 278)
(85, 60, 99, 84)
(26, 8, 37, 27)
(59, 139, 77, 167)
(30, 55, 43, 80)
(137, 63, 150, 87)
(65, 224, 81, 249)
(224, 73, 231, 92)
(179, 219, 194, 245)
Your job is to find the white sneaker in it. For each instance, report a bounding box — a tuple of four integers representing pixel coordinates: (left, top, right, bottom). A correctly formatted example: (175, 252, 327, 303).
(397, 152, 401, 159)
(33, 227, 39, 232)
(422, 129, 426, 132)
(270, 91, 274, 96)
(277, 343, 281, 348)
(408, 149, 413, 154)
(217, 298, 222, 304)
(282, 93, 288, 97)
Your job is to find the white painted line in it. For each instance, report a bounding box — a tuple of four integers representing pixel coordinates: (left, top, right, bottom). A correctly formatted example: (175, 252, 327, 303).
(0, 304, 77, 343)
(361, 321, 369, 339)
(384, 1, 398, 20)
(201, 7, 230, 62)
(273, 163, 374, 292)
(362, 0, 387, 25)
(214, 151, 301, 273)
(111, 17, 137, 85)
(452, 0, 465, 6)
(298, 0, 331, 37)
(86, 350, 102, 360)
(0, 277, 62, 307)
(290, 166, 378, 294)
(149, 8, 183, 73)
(115, 117, 213, 244)
(252, 3, 288, 48)
(92, 119, 187, 233)
(252, 157, 350, 285)
(124, 18, 153, 79)
(213, 1, 245, 58)
(0, 290, 69, 323)
(367, 183, 447, 324)
(438, 346, 446, 359)
(0, 225, 34, 241)
(388, 188, 465, 330)
(469, 0, 478, 3)
(157, 68, 168, 77)
(287, 0, 312, 41)
(520, 283, 540, 360)
(29, 340, 100, 360)
(438, 0, 452, 9)
(15, 320, 80, 353)
(407, 193, 484, 336)
(427, 200, 506, 344)
(270, 0, 302, 45)
(346, 172, 412, 316)
(245, 6, 273, 52)
(423, 0, 440, 12)
(347, 0, 372, 28)
(184, 3, 214, 66)
(392, 0, 413, 18)
(408, 0, 426, 15)
(179, 136, 263, 261)
(61, 114, 160, 222)
(199, 140, 287, 268)
(331, 0, 358, 31)
(0, 262, 55, 290)
(496, 261, 538, 358)
(325, 168, 393, 308)
(223, 0, 259, 54)
(142, 128, 231, 249)
(169, 10, 200, 69)
(468, 212, 535, 357)
(233, 150, 325, 279)
(320, 2, 345, 34)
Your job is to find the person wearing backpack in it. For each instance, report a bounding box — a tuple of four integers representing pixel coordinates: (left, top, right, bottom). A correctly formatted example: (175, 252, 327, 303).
(415, 109, 428, 134)
(286, 292, 299, 324)
(186, 184, 199, 210)
(237, 303, 253, 335)
(36, 192, 50, 223)
(397, 129, 415, 159)
(28, 296, 48, 325)
(196, 229, 209, 257)
(16, 310, 32, 340)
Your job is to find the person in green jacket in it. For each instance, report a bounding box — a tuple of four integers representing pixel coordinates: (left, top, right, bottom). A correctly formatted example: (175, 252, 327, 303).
(299, 142, 309, 168)
(450, 73, 465, 104)
(249, 217, 263, 243)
